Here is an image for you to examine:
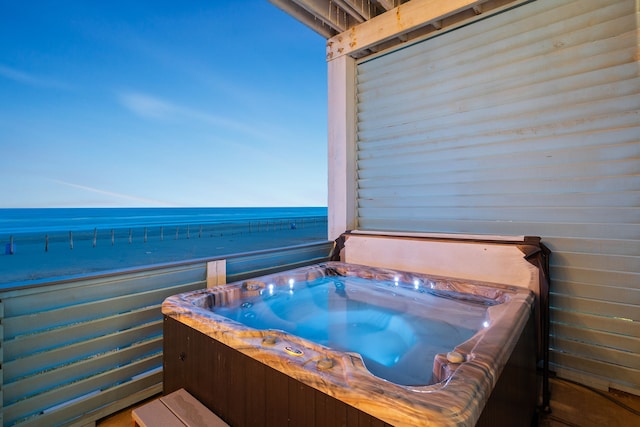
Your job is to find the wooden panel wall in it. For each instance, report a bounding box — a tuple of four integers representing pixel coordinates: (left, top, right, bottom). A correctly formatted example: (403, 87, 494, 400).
(163, 317, 392, 427)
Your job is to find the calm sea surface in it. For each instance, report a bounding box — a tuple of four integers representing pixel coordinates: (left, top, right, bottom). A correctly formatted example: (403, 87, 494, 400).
(0, 207, 329, 285)
(0, 207, 327, 235)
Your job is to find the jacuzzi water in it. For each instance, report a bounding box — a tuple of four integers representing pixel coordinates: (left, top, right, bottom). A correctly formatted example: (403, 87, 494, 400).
(212, 275, 489, 386)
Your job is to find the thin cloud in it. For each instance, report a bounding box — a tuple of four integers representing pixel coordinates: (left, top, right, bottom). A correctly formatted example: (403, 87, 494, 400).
(0, 64, 72, 90)
(51, 179, 175, 206)
(116, 90, 281, 144)
(117, 90, 233, 126)
(117, 92, 176, 119)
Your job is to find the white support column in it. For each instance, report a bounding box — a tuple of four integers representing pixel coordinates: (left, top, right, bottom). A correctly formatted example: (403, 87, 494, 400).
(327, 54, 357, 241)
(206, 259, 226, 288)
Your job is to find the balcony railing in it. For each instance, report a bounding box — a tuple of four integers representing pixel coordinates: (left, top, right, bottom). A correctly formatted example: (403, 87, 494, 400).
(0, 240, 333, 427)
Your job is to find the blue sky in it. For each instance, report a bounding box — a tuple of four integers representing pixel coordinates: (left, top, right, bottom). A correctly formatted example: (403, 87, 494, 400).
(0, 1, 328, 208)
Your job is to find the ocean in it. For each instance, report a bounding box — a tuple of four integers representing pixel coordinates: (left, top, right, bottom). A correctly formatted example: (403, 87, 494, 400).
(0, 207, 328, 285)
(0, 207, 328, 235)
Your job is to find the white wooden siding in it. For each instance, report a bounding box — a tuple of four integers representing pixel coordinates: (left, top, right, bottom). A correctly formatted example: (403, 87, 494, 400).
(355, 0, 639, 394)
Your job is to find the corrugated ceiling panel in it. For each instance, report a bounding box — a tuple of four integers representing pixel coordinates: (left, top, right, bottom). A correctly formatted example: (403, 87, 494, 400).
(355, 0, 639, 394)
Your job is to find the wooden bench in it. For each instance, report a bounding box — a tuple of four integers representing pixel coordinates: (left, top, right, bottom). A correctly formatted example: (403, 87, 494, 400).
(132, 388, 228, 427)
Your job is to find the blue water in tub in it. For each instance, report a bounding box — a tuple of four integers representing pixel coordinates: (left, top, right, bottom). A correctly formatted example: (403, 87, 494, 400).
(215, 275, 488, 386)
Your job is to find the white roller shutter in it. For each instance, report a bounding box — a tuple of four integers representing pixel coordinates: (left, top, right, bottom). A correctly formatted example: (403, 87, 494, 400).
(355, 0, 639, 394)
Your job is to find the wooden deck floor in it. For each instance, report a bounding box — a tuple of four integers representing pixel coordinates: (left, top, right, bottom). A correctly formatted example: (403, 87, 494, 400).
(538, 377, 640, 427)
(98, 377, 640, 426)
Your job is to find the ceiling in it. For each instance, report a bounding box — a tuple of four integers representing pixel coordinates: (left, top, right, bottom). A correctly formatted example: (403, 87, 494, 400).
(268, 0, 528, 59)
(268, 0, 410, 39)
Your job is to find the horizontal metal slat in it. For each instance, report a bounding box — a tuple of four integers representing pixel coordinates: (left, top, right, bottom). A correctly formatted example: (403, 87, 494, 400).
(550, 265, 640, 289)
(550, 351, 640, 393)
(550, 336, 640, 374)
(357, 191, 640, 209)
(1, 264, 204, 317)
(359, 168, 639, 202)
(3, 353, 162, 426)
(356, 218, 640, 241)
(358, 172, 640, 199)
(550, 293, 638, 321)
(550, 307, 639, 337)
(356, 206, 639, 224)
(4, 318, 162, 382)
(359, 125, 638, 173)
(551, 280, 639, 305)
(552, 325, 638, 355)
(551, 252, 640, 275)
(4, 337, 162, 405)
(17, 370, 162, 427)
(543, 237, 640, 256)
(226, 241, 333, 278)
(4, 281, 203, 339)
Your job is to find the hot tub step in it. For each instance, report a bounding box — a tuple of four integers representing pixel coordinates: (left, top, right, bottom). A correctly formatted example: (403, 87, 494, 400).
(132, 388, 228, 427)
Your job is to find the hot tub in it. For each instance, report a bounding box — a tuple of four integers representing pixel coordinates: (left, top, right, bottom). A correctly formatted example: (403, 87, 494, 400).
(162, 233, 548, 426)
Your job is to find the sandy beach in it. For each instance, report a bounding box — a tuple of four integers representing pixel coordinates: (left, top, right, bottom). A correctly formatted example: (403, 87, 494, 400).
(0, 219, 328, 285)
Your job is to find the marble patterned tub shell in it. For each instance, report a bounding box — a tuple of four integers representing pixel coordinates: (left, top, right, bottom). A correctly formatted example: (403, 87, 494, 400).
(162, 261, 534, 427)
